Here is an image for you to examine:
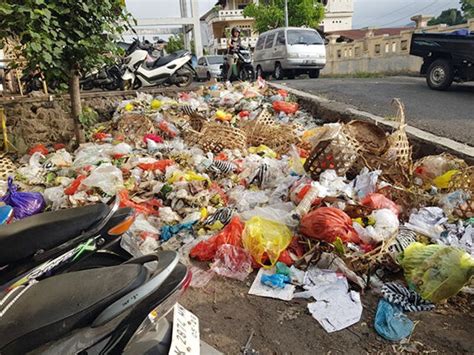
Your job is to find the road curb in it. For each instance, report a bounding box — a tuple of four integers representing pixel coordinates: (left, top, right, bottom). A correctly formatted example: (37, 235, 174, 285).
(269, 82, 474, 165)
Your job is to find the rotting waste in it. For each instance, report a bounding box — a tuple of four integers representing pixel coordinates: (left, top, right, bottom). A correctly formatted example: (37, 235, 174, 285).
(1, 78, 473, 343)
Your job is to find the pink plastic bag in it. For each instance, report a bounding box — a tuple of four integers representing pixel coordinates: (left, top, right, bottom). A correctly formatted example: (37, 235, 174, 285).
(361, 193, 401, 216)
(210, 244, 253, 281)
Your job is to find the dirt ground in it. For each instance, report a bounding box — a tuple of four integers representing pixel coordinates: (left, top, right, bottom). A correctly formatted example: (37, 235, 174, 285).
(181, 272, 473, 354)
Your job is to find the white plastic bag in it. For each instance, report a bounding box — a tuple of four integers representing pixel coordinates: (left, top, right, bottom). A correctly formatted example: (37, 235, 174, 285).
(82, 164, 124, 195)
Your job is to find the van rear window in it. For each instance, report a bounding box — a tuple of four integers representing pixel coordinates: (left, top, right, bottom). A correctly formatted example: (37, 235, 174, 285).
(256, 36, 265, 50)
(264, 34, 275, 49)
(287, 30, 323, 45)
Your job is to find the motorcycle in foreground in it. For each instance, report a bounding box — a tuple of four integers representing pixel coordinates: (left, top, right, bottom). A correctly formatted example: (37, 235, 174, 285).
(0, 251, 198, 355)
(121, 39, 196, 89)
(0, 196, 135, 291)
(222, 46, 255, 82)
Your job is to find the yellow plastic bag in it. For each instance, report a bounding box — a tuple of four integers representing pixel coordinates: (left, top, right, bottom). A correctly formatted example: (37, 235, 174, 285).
(432, 169, 459, 189)
(242, 216, 292, 268)
(400, 242, 474, 303)
(167, 170, 209, 184)
(248, 145, 277, 159)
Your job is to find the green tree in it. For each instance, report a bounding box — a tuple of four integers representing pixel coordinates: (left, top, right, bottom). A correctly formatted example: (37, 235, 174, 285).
(243, 0, 325, 33)
(0, 1, 133, 144)
(166, 34, 185, 53)
(428, 8, 466, 26)
(461, 0, 474, 18)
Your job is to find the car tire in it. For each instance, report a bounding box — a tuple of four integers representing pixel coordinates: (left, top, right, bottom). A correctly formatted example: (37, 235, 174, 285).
(309, 69, 320, 79)
(426, 59, 454, 91)
(286, 69, 296, 80)
(256, 65, 264, 79)
(206, 72, 211, 82)
(274, 63, 284, 80)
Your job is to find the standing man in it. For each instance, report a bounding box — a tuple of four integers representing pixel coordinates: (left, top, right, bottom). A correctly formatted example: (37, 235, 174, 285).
(226, 27, 241, 81)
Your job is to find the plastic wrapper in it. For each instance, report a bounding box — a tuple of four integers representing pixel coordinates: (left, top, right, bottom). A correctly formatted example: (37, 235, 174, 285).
(405, 207, 446, 240)
(242, 216, 292, 268)
(210, 244, 253, 281)
(43, 186, 67, 211)
(361, 193, 401, 216)
(400, 242, 474, 303)
(228, 186, 269, 212)
(72, 144, 112, 168)
(160, 221, 196, 242)
(138, 159, 174, 172)
(82, 164, 124, 195)
(190, 216, 244, 261)
(353, 168, 380, 199)
(240, 202, 294, 224)
(111, 142, 133, 156)
(1, 177, 45, 219)
(64, 175, 86, 195)
(118, 190, 161, 216)
(300, 207, 360, 244)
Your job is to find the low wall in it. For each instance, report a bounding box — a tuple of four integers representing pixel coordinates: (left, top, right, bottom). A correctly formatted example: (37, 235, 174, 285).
(322, 54, 422, 75)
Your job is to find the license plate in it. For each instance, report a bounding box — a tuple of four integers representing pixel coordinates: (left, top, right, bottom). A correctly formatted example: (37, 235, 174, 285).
(169, 304, 200, 355)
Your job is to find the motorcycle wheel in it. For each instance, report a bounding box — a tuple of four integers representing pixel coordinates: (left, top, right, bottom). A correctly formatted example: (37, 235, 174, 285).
(105, 80, 120, 91)
(238, 68, 252, 82)
(175, 69, 194, 88)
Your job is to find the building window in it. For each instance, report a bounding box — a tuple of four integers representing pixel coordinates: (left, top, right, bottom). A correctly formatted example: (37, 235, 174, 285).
(337, 49, 342, 58)
(237, 0, 250, 10)
(392, 42, 397, 52)
(375, 44, 381, 55)
(401, 40, 408, 51)
(355, 47, 361, 56)
(385, 43, 389, 53)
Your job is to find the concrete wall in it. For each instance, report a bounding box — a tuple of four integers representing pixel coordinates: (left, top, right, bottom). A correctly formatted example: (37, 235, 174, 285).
(322, 18, 474, 75)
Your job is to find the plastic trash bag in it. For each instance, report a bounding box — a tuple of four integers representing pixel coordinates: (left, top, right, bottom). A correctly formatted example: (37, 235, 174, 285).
(405, 207, 446, 240)
(400, 242, 474, 303)
(1, 177, 45, 219)
(300, 207, 360, 244)
(43, 186, 67, 210)
(272, 101, 298, 114)
(353, 168, 380, 199)
(353, 209, 399, 244)
(361, 193, 401, 216)
(242, 216, 292, 268)
(190, 216, 244, 261)
(210, 244, 253, 281)
(82, 164, 124, 195)
(374, 299, 414, 341)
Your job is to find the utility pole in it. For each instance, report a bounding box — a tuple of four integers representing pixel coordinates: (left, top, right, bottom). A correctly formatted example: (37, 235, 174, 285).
(284, 0, 289, 27)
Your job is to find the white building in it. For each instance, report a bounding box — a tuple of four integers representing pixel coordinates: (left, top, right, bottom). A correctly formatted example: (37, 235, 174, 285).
(321, 0, 354, 32)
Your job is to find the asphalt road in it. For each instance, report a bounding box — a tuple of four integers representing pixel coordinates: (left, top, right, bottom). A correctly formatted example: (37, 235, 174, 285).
(280, 76, 474, 146)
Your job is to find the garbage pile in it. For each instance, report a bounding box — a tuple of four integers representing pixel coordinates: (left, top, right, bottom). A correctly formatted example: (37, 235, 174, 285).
(3, 80, 473, 341)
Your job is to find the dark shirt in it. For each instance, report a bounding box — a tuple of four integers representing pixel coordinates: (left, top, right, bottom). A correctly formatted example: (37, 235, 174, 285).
(228, 37, 241, 54)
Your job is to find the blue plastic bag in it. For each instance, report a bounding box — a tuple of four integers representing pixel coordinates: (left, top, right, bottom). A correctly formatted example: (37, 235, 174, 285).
(160, 221, 196, 241)
(1, 177, 45, 219)
(261, 273, 290, 289)
(374, 299, 414, 341)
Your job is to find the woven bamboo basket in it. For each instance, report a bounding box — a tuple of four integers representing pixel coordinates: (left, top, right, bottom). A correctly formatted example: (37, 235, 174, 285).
(263, 125, 301, 155)
(345, 120, 388, 155)
(450, 166, 474, 218)
(117, 114, 154, 142)
(304, 125, 361, 180)
(197, 122, 247, 153)
(255, 108, 276, 126)
(383, 99, 412, 167)
(242, 121, 273, 147)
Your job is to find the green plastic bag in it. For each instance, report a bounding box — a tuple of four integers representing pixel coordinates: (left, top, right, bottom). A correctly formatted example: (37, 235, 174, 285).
(242, 216, 292, 268)
(400, 242, 474, 303)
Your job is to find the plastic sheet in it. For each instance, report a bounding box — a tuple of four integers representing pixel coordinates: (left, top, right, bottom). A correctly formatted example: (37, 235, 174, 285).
(210, 244, 253, 281)
(82, 164, 124, 195)
(242, 216, 292, 268)
(374, 299, 414, 341)
(1, 177, 45, 219)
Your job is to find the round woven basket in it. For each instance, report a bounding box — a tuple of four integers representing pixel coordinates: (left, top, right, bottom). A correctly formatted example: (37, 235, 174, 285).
(117, 113, 154, 142)
(345, 120, 388, 155)
(198, 122, 247, 153)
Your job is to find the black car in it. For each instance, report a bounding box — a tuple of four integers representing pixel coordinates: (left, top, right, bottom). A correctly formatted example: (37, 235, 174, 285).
(410, 30, 474, 90)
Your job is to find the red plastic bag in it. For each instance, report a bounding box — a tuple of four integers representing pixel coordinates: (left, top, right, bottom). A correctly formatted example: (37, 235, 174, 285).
(300, 207, 360, 244)
(277, 89, 288, 98)
(64, 175, 86, 195)
(361, 193, 401, 216)
(210, 244, 253, 281)
(143, 133, 164, 144)
(190, 216, 244, 261)
(272, 101, 298, 114)
(138, 159, 174, 172)
(118, 189, 161, 215)
(29, 144, 48, 155)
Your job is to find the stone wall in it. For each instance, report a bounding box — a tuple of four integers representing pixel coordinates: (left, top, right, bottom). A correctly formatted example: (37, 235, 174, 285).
(323, 18, 474, 76)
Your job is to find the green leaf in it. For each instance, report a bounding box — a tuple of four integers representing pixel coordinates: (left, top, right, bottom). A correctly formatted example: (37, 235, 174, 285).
(30, 42, 41, 52)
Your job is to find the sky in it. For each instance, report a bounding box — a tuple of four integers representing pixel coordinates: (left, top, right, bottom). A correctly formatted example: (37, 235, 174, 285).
(125, 0, 462, 29)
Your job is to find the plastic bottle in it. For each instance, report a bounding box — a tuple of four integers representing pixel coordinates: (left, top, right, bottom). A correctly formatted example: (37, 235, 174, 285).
(290, 183, 321, 221)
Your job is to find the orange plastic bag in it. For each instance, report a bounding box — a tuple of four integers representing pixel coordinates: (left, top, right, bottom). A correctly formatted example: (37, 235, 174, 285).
(300, 207, 360, 244)
(118, 189, 161, 215)
(190, 216, 244, 261)
(138, 159, 174, 172)
(361, 193, 401, 216)
(29, 144, 48, 155)
(64, 175, 86, 195)
(272, 101, 298, 114)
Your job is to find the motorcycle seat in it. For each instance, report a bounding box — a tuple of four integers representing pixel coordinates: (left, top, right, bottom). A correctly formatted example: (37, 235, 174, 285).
(0, 203, 109, 265)
(0, 264, 148, 354)
(147, 50, 187, 69)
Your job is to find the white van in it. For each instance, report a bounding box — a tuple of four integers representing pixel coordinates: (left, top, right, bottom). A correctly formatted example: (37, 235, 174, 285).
(253, 27, 326, 80)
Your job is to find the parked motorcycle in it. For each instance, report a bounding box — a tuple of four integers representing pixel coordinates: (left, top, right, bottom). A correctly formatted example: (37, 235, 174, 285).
(80, 63, 123, 91)
(0, 251, 197, 355)
(222, 46, 255, 82)
(0, 196, 135, 291)
(121, 39, 196, 89)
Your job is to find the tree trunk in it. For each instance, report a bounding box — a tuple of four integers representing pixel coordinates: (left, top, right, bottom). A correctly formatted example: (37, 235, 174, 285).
(68, 71, 84, 144)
